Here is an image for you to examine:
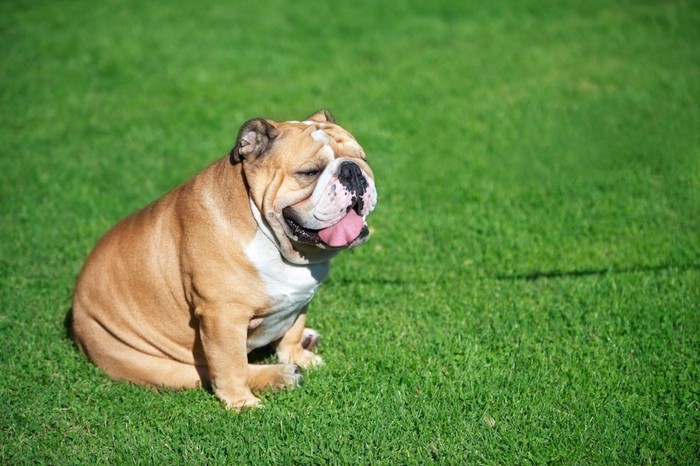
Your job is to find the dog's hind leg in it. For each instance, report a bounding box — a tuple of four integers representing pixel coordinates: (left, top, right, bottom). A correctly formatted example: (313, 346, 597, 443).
(71, 315, 204, 390)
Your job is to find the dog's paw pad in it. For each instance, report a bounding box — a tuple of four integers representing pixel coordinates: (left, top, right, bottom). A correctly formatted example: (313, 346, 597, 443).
(301, 328, 321, 350)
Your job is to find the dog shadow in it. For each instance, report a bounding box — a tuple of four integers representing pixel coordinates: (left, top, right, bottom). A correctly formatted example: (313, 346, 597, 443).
(63, 307, 74, 340)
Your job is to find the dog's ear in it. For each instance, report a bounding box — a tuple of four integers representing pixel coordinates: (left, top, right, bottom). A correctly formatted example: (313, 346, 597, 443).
(305, 109, 335, 124)
(230, 118, 279, 164)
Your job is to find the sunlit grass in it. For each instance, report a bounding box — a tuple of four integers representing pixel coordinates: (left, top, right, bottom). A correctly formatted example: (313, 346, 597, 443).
(1, 0, 698, 463)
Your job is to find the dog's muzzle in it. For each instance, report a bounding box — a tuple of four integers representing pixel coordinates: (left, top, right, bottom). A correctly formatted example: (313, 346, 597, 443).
(283, 159, 376, 248)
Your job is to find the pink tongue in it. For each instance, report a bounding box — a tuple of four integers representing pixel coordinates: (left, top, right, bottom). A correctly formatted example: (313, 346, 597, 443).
(318, 209, 364, 247)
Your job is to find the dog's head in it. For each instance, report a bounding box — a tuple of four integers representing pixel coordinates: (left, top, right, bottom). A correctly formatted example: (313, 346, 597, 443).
(230, 110, 377, 264)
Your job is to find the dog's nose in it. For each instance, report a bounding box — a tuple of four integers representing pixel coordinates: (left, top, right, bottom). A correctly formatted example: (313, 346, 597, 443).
(338, 161, 359, 182)
(338, 161, 367, 193)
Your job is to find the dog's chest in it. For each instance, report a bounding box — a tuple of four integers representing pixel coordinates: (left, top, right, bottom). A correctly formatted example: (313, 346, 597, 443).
(244, 230, 329, 352)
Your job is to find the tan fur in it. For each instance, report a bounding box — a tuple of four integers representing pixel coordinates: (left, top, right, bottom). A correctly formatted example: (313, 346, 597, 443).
(71, 111, 374, 410)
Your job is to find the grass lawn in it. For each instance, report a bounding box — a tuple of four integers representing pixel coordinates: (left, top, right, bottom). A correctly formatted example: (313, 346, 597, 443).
(1, 0, 699, 463)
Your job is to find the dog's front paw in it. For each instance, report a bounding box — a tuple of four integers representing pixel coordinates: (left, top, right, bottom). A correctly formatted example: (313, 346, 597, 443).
(276, 327, 324, 370)
(248, 363, 303, 390)
(277, 363, 304, 388)
(298, 350, 325, 369)
(219, 391, 262, 411)
(279, 348, 324, 370)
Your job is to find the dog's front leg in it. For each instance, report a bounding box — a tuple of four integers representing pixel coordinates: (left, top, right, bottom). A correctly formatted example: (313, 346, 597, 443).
(275, 309, 324, 369)
(196, 304, 260, 410)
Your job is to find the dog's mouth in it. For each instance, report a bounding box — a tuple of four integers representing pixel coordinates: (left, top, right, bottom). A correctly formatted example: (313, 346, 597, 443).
(283, 206, 369, 248)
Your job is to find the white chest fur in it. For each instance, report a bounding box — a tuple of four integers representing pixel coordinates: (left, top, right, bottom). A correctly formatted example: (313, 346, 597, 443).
(244, 222, 329, 352)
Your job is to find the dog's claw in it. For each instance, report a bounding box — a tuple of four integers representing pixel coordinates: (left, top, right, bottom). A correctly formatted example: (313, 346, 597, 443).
(293, 365, 304, 386)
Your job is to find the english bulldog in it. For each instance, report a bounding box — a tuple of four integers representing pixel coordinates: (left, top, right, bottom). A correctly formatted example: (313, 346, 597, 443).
(70, 110, 377, 409)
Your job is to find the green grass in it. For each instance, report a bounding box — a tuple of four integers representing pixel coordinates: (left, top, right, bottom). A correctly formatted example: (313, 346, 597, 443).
(2, 0, 699, 463)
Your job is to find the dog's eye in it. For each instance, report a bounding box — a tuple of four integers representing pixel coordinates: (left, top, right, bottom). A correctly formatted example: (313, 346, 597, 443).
(297, 169, 320, 178)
